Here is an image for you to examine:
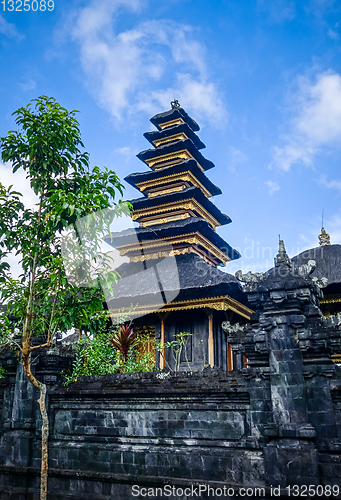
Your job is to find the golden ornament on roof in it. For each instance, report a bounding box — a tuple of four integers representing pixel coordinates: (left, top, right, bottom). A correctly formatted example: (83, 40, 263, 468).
(318, 227, 331, 246)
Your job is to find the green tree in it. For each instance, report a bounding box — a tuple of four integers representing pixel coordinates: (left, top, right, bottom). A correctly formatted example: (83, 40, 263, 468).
(0, 96, 130, 500)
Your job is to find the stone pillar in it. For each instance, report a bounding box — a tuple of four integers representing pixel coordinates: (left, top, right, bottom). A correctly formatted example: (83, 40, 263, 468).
(263, 311, 319, 487)
(236, 240, 321, 488)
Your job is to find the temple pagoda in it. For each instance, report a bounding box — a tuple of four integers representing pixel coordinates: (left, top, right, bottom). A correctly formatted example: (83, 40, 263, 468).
(106, 101, 252, 371)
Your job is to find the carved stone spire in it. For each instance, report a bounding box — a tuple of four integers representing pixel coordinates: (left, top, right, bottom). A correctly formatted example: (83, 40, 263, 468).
(318, 227, 331, 246)
(274, 239, 291, 268)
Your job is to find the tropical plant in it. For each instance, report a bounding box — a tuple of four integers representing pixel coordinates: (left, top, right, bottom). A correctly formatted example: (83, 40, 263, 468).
(109, 323, 137, 361)
(117, 331, 156, 373)
(63, 327, 156, 383)
(156, 331, 192, 372)
(63, 329, 118, 384)
(0, 96, 130, 500)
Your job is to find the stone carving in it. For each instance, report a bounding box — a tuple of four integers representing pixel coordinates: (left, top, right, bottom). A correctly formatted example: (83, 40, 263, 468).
(235, 270, 264, 284)
(274, 239, 292, 267)
(312, 276, 328, 289)
(221, 320, 246, 334)
(298, 259, 316, 277)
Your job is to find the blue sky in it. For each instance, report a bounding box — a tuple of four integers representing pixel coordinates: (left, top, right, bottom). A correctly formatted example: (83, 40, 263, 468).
(1, 0, 341, 275)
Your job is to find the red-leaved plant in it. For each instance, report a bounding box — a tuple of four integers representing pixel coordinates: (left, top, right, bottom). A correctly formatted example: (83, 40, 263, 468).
(109, 324, 137, 362)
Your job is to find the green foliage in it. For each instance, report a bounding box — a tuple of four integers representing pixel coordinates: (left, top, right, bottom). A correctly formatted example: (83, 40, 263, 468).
(0, 95, 132, 500)
(1, 96, 89, 189)
(109, 324, 137, 361)
(117, 332, 156, 373)
(0, 184, 24, 282)
(0, 366, 6, 379)
(156, 331, 192, 371)
(63, 329, 157, 384)
(0, 96, 131, 347)
(0, 310, 16, 349)
(63, 331, 118, 384)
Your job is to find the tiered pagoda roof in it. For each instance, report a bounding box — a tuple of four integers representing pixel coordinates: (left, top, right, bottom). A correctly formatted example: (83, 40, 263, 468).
(106, 102, 251, 319)
(116, 101, 240, 267)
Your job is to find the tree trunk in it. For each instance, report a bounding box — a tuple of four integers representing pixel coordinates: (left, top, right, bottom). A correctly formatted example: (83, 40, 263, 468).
(22, 352, 49, 500)
(38, 383, 48, 500)
(21, 235, 49, 499)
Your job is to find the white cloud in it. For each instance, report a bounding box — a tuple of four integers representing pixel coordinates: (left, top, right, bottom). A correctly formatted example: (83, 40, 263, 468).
(319, 175, 341, 192)
(329, 213, 341, 243)
(65, 0, 227, 125)
(271, 71, 341, 171)
(225, 146, 246, 173)
(114, 146, 137, 162)
(19, 79, 37, 92)
(257, 0, 296, 22)
(266, 180, 280, 195)
(143, 74, 227, 125)
(0, 162, 38, 210)
(0, 14, 23, 39)
(327, 27, 339, 40)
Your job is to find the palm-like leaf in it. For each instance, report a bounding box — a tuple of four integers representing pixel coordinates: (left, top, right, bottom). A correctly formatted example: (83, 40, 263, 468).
(109, 324, 137, 361)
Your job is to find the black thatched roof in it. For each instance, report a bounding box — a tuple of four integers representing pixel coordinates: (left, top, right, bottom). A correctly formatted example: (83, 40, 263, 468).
(253, 243, 341, 296)
(129, 186, 231, 226)
(124, 159, 221, 197)
(291, 245, 341, 282)
(104, 217, 241, 261)
(150, 107, 200, 132)
(107, 253, 246, 308)
(137, 139, 214, 171)
(144, 123, 205, 150)
(291, 244, 341, 294)
(257, 265, 320, 293)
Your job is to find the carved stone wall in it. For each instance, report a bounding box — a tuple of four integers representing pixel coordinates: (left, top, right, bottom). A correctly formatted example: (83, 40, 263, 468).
(0, 355, 340, 499)
(0, 244, 341, 499)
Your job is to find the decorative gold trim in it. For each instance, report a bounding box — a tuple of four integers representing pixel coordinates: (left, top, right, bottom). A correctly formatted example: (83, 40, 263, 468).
(132, 198, 220, 229)
(117, 231, 229, 265)
(148, 184, 187, 198)
(159, 118, 185, 129)
(109, 295, 253, 320)
(130, 247, 188, 262)
(136, 171, 212, 198)
(130, 247, 218, 267)
(318, 227, 331, 246)
(140, 212, 192, 227)
(153, 132, 188, 147)
(321, 294, 341, 304)
(145, 150, 204, 172)
(332, 354, 341, 363)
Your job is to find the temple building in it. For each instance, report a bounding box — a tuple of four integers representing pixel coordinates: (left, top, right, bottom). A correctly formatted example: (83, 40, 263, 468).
(292, 226, 341, 319)
(106, 101, 252, 371)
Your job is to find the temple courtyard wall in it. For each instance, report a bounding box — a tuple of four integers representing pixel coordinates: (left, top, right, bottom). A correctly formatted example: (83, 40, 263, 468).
(0, 354, 340, 500)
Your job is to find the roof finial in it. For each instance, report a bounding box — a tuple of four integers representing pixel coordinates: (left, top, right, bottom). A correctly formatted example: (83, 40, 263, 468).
(275, 238, 292, 267)
(170, 99, 181, 109)
(318, 209, 331, 246)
